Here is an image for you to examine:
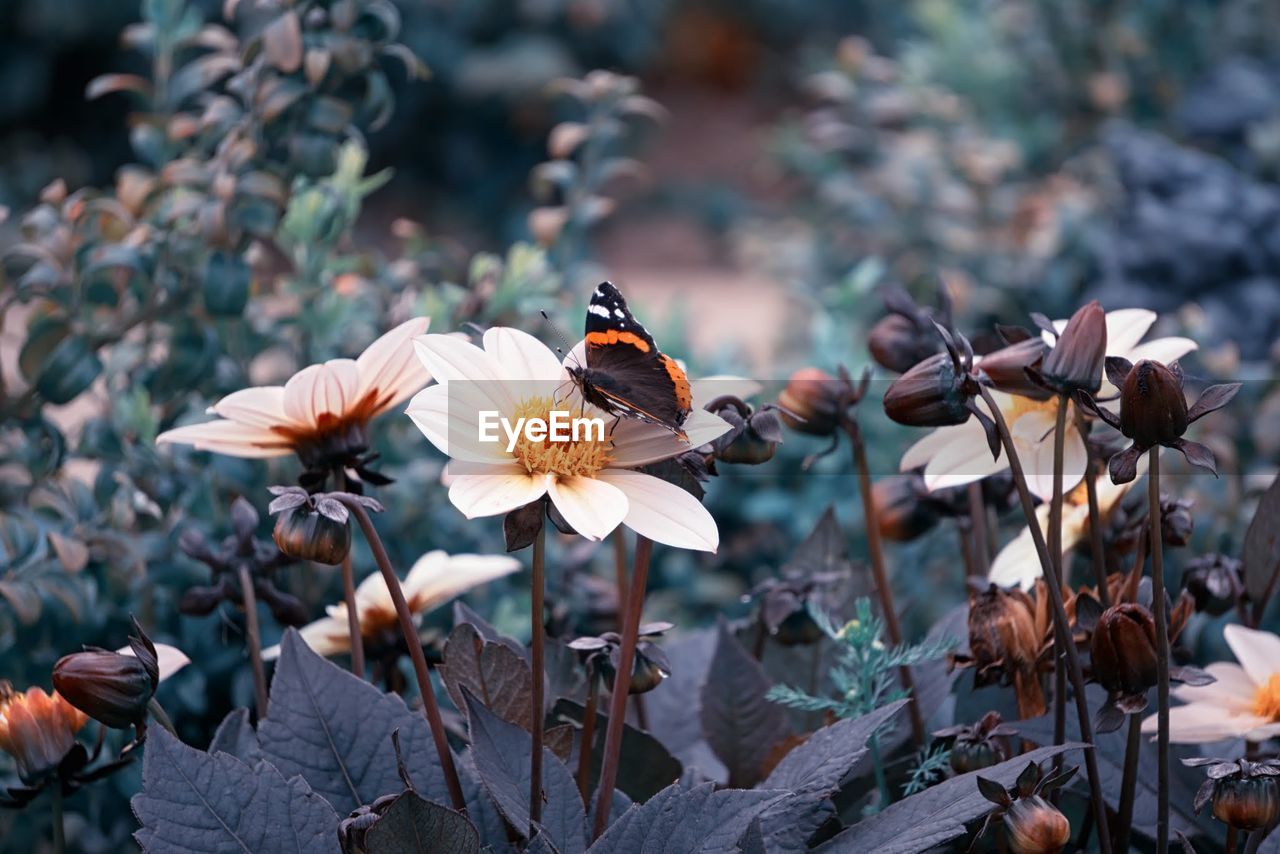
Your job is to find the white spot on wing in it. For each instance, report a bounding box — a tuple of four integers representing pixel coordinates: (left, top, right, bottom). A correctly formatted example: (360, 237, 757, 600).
(588, 304, 611, 318)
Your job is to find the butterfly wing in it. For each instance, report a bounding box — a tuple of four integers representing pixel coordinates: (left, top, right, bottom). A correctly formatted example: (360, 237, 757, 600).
(581, 282, 692, 436)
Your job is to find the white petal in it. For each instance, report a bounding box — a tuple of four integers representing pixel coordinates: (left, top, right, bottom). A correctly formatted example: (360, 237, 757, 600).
(608, 408, 731, 468)
(1172, 662, 1256, 710)
(448, 467, 548, 519)
(921, 421, 1008, 492)
(988, 511, 1049, 591)
(413, 333, 518, 415)
(596, 469, 719, 552)
(547, 475, 629, 542)
(405, 384, 512, 465)
(1014, 411, 1086, 502)
(1125, 336, 1198, 366)
(1146, 701, 1257, 744)
(482, 327, 564, 383)
(1244, 721, 1280, 742)
(116, 643, 190, 682)
(402, 550, 522, 613)
(900, 423, 973, 472)
(156, 420, 294, 458)
(355, 317, 432, 414)
(1104, 308, 1157, 356)
(690, 376, 763, 404)
(278, 615, 352, 659)
(283, 359, 361, 426)
(210, 386, 293, 429)
(1223, 624, 1280, 687)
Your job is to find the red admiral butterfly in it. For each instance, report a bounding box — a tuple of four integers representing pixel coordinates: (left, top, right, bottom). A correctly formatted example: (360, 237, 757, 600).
(566, 282, 693, 440)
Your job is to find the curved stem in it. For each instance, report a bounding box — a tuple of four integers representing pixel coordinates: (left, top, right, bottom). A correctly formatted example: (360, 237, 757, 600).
(1149, 448, 1170, 854)
(530, 524, 546, 825)
(592, 535, 653, 839)
(341, 554, 366, 678)
(1114, 710, 1142, 852)
(844, 418, 924, 746)
(237, 563, 269, 719)
(50, 783, 64, 854)
(338, 496, 467, 814)
(967, 482, 990, 574)
(978, 386, 1112, 853)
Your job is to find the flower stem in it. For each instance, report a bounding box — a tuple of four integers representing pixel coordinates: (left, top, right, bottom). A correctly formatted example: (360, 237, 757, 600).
(1049, 395, 1069, 784)
(978, 386, 1112, 854)
(237, 563, 269, 719)
(334, 474, 366, 678)
(577, 667, 599, 803)
(612, 528, 629, 619)
(967, 482, 990, 573)
(1148, 447, 1170, 854)
(844, 418, 924, 746)
(1227, 827, 1239, 854)
(592, 534, 653, 840)
(530, 523, 546, 825)
(50, 783, 64, 854)
(1114, 709, 1142, 852)
(341, 554, 366, 678)
(1079, 412, 1112, 608)
(338, 496, 467, 814)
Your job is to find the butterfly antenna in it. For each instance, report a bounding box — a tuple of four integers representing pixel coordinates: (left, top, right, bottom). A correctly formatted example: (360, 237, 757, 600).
(540, 309, 580, 366)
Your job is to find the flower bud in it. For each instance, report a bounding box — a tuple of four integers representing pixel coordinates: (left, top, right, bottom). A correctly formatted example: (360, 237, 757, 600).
(935, 711, 1016, 774)
(777, 368, 843, 436)
(712, 405, 783, 465)
(596, 641, 670, 694)
(967, 585, 1040, 678)
(273, 504, 351, 565)
(53, 629, 159, 730)
(1119, 360, 1188, 447)
(872, 476, 940, 541)
(1181, 554, 1244, 616)
(0, 685, 88, 785)
(772, 609, 825, 647)
(883, 353, 973, 427)
(1160, 496, 1194, 547)
(1090, 603, 1158, 697)
(1040, 301, 1106, 394)
(978, 338, 1050, 400)
(868, 313, 938, 374)
(1005, 795, 1071, 854)
(1212, 776, 1280, 831)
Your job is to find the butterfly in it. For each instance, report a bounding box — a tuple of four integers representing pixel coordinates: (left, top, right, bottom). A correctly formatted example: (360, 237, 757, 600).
(566, 282, 693, 441)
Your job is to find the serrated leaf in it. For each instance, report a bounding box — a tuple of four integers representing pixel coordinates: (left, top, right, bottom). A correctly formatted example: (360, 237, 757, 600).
(257, 630, 448, 814)
(463, 689, 586, 852)
(208, 708, 262, 763)
(784, 506, 852, 577)
(643, 628, 722, 775)
(551, 699, 682, 802)
(754, 700, 906, 851)
(701, 622, 790, 788)
(364, 791, 481, 853)
(132, 727, 339, 853)
(588, 781, 786, 854)
(442, 622, 535, 730)
(814, 743, 1088, 853)
(1246, 472, 1280, 619)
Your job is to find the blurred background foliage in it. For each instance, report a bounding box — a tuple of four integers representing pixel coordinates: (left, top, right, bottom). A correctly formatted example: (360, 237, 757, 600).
(3, 0, 1280, 847)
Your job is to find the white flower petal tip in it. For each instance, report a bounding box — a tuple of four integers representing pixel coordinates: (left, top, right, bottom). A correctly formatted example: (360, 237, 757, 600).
(116, 642, 191, 682)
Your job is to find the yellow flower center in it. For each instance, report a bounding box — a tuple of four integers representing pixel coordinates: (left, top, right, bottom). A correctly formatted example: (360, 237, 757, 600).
(508, 396, 612, 478)
(1253, 673, 1280, 721)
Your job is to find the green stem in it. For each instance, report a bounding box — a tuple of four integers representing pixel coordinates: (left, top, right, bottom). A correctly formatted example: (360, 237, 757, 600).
(592, 535, 653, 839)
(237, 563, 269, 719)
(339, 496, 467, 814)
(1149, 448, 1170, 854)
(530, 524, 546, 825)
(978, 386, 1112, 854)
(869, 735, 890, 809)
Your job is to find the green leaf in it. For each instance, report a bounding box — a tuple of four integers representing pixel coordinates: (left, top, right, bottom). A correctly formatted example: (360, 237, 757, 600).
(588, 782, 785, 854)
(700, 622, 790, 788)
(364, 792, 481, 853)
(1246, 472, 1280, 620)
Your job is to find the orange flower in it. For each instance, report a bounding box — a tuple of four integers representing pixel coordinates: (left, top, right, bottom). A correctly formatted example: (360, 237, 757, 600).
(0, 684, 88, 784)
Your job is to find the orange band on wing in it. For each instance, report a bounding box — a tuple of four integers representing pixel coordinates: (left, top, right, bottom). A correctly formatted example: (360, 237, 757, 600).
(660, 354, 693, 410)
(586, 330, 651, 352)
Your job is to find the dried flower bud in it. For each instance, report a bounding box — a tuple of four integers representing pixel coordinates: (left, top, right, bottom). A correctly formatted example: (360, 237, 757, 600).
(709, 401, 784, 465)
(961, 585, 1045, 718)
(0, 684, 88, 785)
(777, 368, 843, 436)
(872, 475, 940, 541)
(1212, 776, 1280, 831)
(179, 578, 234, 616)
(1090, 603, 1158, 698)
(1005, 796, 1071, 854)
(1119, 360, 1189, 448)
(1039, 301, 1106, 394)
(883, 352, 973, 427)
(1181, 554, 1244, 616)
(934, 711, 1016, 774)
(53, 623, 159, 730)
(272, 502, 351, 565)
(569, 624, 673, 695)
(1160, 496, 1194, 547)
(979, 338, 1050, 400)
(869, 313, 938, 374)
